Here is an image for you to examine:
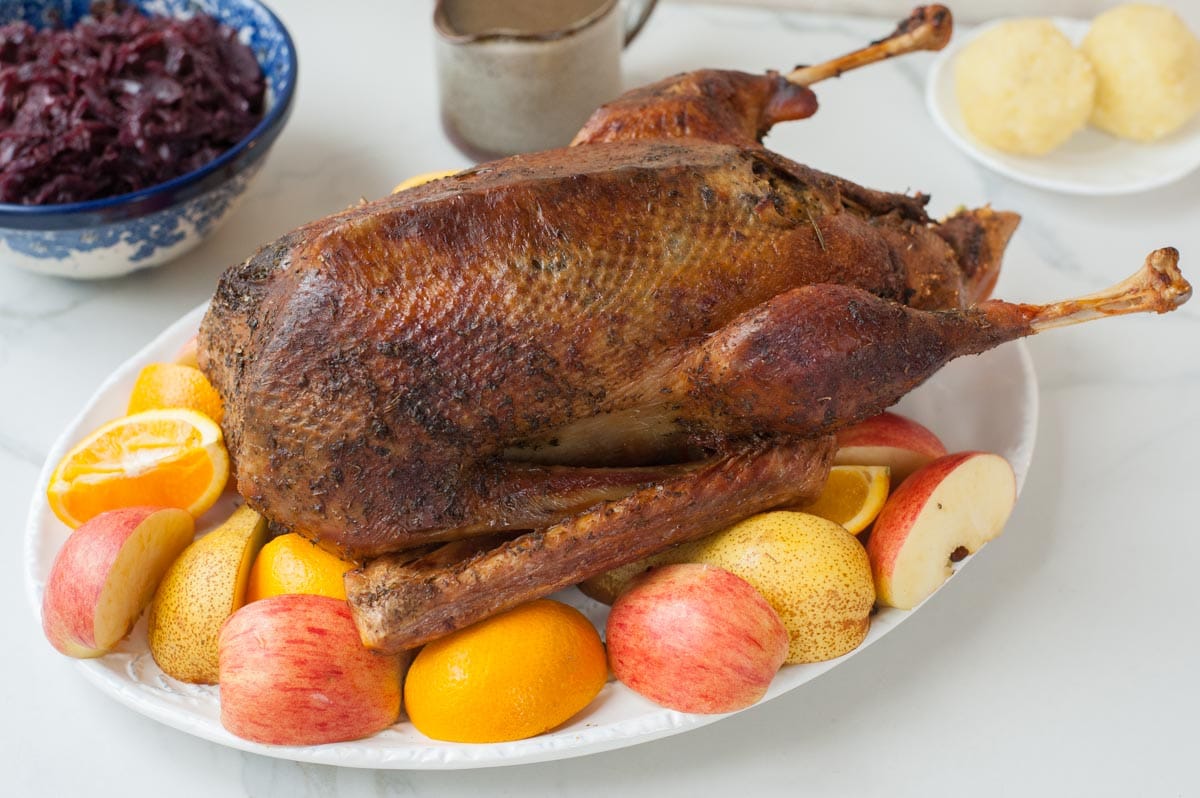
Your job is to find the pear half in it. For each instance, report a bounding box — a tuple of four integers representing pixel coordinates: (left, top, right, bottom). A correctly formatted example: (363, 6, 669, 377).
(147, 504, 268, 683)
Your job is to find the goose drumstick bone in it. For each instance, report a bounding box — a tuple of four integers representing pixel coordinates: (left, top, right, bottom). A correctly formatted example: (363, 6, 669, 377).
(786, 4, 953, 86)
(572, 5, 955, 146)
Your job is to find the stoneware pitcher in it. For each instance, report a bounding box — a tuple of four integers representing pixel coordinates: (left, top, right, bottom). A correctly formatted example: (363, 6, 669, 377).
(435, 0, 658, 159)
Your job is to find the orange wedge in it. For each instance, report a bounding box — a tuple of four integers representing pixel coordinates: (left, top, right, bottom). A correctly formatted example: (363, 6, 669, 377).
(127, 363, 224, 423)
(797, 465, 891, 534)
(47, 408, 230, 529)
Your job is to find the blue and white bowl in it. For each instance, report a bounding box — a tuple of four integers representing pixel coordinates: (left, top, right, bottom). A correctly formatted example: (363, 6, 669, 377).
(0, 0, 297, 279)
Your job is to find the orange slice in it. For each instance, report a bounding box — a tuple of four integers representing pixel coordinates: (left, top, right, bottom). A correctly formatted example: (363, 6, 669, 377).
(392, 169, 458, 193)
(127, 363, 224, 423)
(797, 465, 891, 534)
(47, 408, 230, 529)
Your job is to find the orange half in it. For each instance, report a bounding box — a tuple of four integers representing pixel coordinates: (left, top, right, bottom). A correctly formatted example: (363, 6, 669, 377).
(47, 408, 230, 529)
(797, 465, 891, 534)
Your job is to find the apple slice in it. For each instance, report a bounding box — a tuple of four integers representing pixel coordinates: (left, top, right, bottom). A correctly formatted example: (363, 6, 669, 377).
(867, 451, 1016, 610)
(834, 411, 948, 485)
(218, 594, 405, 746)
(42, 507, 195, 658)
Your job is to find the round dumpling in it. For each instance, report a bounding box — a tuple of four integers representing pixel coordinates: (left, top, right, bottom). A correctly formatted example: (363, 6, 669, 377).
(955, 19, 1096, 155)
(1081, 4, 1200, 142)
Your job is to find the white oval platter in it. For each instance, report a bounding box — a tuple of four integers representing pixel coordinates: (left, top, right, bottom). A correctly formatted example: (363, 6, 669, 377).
(24, 304, 1038, 769)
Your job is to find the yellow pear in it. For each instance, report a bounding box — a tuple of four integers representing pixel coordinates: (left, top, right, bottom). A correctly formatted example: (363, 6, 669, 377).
(581, 511, 875, 664)
(147, 504, 268, 683)
(684, 512, 874, 664)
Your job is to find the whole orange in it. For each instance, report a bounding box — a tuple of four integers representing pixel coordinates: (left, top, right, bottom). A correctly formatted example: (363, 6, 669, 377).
(245, 533, 356, 602)
(404, 599, 607, 743)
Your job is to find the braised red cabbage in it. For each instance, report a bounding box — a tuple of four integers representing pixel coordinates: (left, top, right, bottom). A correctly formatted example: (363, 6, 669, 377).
(0, 4, 265, 205)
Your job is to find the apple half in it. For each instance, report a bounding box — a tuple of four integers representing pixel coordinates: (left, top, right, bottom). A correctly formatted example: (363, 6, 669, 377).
(834, 411, 948, 485)
(867, 451, 1016, 610)
(42, 506, 195, 658)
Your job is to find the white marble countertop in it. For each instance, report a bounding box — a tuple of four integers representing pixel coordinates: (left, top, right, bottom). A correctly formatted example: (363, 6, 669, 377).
(3, 1, 1199, 795)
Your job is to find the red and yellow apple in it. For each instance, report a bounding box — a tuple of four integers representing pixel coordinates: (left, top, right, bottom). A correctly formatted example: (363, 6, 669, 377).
(835, 411, 948, 485)
(867, 451, 1017, 609)
(42, 506, 195, 658)
(605, 563, 788, 714)
(583, 512, 875, 664)
(218, 594, 405, 745)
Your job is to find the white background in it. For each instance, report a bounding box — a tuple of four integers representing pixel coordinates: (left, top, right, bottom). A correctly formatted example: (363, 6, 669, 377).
(2, 1, 1198, 795)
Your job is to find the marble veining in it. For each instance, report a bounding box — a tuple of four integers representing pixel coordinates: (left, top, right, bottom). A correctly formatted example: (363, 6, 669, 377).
(0, 431, 42, 467)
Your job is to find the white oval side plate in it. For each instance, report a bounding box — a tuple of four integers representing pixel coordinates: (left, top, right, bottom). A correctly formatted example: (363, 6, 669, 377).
(24, 304, 1038, 769)
(926, 17, 1200, 196)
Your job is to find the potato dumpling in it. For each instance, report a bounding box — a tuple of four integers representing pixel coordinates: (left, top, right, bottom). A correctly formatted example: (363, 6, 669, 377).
(955, 19, 1095, 155)
(1081, 4, 1200, 142)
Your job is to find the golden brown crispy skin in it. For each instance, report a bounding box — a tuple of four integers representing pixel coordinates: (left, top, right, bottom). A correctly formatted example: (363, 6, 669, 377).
(200, 139, 1016, 558)
(572, 70, 819, 147)
(347, 437, 837, 653)
(347, 247, 1191, 651)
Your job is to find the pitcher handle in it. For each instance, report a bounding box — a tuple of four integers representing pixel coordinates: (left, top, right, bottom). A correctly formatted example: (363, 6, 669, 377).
(623, 0, 658, 47)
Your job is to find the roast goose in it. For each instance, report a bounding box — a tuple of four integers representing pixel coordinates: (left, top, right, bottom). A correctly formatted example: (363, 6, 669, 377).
(197, 7, 1191, 652)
